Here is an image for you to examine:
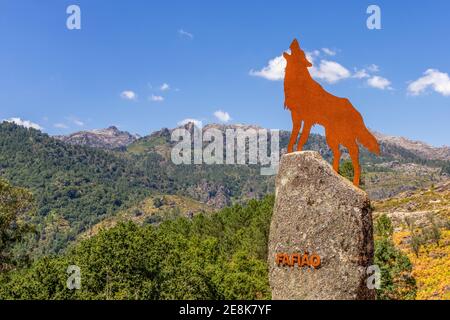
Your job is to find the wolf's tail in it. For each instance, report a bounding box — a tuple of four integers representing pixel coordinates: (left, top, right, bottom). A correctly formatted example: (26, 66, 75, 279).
(356, 124, 380, 155)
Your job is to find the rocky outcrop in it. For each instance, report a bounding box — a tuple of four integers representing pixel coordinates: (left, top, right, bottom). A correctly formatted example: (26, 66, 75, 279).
(55, 126, 139, 150)
(268, 151, 375, 300)
(374, 132, 450, 161)
(185, 180, 231, 208)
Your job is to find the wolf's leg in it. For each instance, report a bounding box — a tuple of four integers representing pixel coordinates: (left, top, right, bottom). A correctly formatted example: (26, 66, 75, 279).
(348, 143, 360, 186)
(332, 147, 341, 172)
(296, 122, 312, 151)
(326, 134, 340, 172)
(288, 113, 301, 153)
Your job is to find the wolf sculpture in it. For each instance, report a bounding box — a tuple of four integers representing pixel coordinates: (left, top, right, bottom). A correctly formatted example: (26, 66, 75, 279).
(283, 39, 380, 186)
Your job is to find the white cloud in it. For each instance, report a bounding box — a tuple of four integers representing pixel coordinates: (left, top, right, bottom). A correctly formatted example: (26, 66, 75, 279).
(3, 117, 43, 130)
(308, 50, 320, 60)
(249, 50, 316, 82)
(54, 123, 69, 129)
(178, 29, 194, 39)
(66, 116, 84, 127)
(250, 47, 392, 85)
(74, 120, 84, 126)
(249, 55, 286, 81)
(150, 94, 164, 102)
(250, 51, 350, 84)
(160, 83, 170, 91)
(120, 90, 137, 100)
(322, 48, 336, 56)
(367, 76, 392, 90)
(407, 69, 450, 96)
(178, 118, 202, 128)
(353, 68, 370, 79)
(367, 64, 380, 72)
(354, 65, 393, 89)
(353, 64, 379, 79)
(310, 60, 351, 84)
(214, 110, 231, 123)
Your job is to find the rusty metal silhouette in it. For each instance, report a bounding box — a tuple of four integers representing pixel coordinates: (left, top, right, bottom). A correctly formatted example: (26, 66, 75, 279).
(283, 39, 380, 186)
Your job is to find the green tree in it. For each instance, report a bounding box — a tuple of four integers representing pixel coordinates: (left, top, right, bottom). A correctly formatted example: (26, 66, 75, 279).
(374, 214, 416, 300)
(338, 159, 365, 186)
(213, 250, 270, 299)
(405, 218, 425, 257)
(0, 178, 35, 272)
(375, 213, 393, 238)
(424, 216, 441, 246)
(0, 196, 275, 300)
(338, 159, 354, 181)
(442, 162, 450, 175)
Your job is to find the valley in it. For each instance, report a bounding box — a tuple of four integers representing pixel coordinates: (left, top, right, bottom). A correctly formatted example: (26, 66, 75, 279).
(0, 121, 449, 259)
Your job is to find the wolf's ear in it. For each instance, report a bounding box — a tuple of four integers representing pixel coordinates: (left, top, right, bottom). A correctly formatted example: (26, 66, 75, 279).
(290, 38, 300, 50)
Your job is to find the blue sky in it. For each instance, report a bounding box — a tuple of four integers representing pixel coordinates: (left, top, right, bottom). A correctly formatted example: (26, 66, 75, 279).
(1, 0, 450, 146)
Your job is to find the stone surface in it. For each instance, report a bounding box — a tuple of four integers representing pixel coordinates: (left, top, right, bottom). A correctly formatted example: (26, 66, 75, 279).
(268, 151, 375, 300)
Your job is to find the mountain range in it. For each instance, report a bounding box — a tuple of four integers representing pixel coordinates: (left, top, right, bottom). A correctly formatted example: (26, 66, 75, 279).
(0, 121, 449, 256)
(55, 122, 450, 200)
(373, 132, 450, 161)
(54, 126, 140, 150)
(54, 123, 450, 162)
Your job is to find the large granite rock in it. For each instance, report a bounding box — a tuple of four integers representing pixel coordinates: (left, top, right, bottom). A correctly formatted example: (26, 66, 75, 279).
(268, 151, 375, 300)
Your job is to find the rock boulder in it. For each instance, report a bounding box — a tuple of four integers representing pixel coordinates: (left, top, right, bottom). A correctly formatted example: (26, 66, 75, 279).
(268, 151, 375, 300)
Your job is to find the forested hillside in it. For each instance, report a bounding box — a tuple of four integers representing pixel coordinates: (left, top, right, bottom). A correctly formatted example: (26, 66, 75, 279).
(0, 193, 422, 300)
(0, 123, 168, 255)
(0, 196, 274, 299)
(0, 123, 273, 255)
(0, 125, 441, 299)
(0, 122, 449, 257)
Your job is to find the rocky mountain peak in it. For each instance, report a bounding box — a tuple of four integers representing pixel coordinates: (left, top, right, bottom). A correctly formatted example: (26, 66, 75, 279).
(54, 126, 139, 150)
(374, 131, 450, 161)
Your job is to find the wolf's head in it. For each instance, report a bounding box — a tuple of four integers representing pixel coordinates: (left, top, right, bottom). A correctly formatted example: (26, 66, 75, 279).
(283, 39, 312, 68)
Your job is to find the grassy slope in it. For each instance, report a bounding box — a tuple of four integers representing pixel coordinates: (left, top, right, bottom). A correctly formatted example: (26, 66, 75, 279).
(373, 181, 450, 299)
(79, 194, 215, 239)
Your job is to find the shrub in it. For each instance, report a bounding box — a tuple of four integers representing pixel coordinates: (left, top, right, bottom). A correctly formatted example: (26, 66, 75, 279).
(375, 214, 393, 238)
(374, 214, 417, 300)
